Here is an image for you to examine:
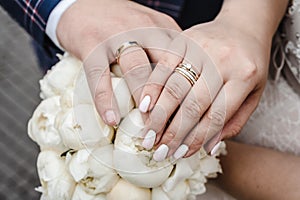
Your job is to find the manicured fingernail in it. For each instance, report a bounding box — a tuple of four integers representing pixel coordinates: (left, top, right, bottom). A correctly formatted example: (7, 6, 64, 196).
(173, 144, 189, 160)
(139, 95, 151, 113)
(142, 130, 156, 150)
(105, 110, 116, 124)
(211, 141, 222, 155)
(153, 144, 169, 162)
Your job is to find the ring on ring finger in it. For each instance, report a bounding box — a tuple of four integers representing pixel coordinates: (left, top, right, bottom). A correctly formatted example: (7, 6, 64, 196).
(175, 62, 199, 86)
(115, 41, 142, 64)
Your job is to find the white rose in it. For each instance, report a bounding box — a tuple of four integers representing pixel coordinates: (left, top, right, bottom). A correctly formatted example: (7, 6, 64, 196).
(107, 179, 151, 200)
(36, 150, 76, 200)
(71, 185, 106, 200)
(40, 53, 81, 99)
(68, 145, 119, 195)
(114, 109, 173, 188)
(57, 104, 114, 149)
(111, 77, 134, 118)
(28, 96, 66, 152)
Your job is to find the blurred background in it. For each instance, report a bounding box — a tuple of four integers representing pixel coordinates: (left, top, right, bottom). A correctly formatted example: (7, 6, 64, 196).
(0, 7, 42, 200)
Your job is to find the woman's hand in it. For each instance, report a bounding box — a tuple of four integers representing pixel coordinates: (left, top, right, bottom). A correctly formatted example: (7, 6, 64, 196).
(56, 0, 181, 126)
(139, 0, 289, 161)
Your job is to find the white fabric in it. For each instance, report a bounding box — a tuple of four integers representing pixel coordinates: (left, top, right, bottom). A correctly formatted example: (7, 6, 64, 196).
(236, 76, 300, 156)
(46, 0, 77, 50)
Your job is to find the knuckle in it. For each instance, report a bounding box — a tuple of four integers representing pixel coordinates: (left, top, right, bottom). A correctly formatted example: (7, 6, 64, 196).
(164, 130, 176, 142)
(85, 68, 109, 95)
(164, 79, 186, 103)
(228, 123, 243, 137)
(182, 98, 204, 119)
(156, 62, 173, 74)
(217, 46, 232, 63)
(208, 110, 226, 128)
(189, 135, 204, 148)
(125, 64, 151, 80)
(136, 13, 155, 25)
(79, 25, 101, 43)
(148, 108, 168, 132)
(162, 13, 175, 23)
(123, 52, 148, 69)
(163, 129, 178, 143)
(241, 63, 258, 81)
(144, 82, 164, 95)
(94, 89, 111, 103)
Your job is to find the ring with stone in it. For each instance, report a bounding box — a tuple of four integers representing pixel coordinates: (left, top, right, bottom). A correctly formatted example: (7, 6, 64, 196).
(174, 63, 199, 86)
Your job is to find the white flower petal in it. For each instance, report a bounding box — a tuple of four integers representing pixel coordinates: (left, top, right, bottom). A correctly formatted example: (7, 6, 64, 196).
(114, 109, 173, 188)
(111, 77, 134, 118)
(152, 187, 170, 200)
(107, 179, 151, 200)
(58, 104, 114, 149)
(28, 96, 66, 152)
(68, 146, 119, 195)
(72, 185, 106, 200)
(69, 149, 90, 182)
(166, 181, 190, 200)
(40, 54, 81, 99)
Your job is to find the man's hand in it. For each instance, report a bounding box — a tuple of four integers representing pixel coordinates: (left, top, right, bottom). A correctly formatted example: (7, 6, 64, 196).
(57, 0, 181, 126)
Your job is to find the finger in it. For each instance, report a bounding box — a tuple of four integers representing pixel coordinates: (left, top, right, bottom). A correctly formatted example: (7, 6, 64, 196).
(87, 64, 120, 126)
(220, 88, 262, 139)
(152, 38, 223, 149)
(152, 54, 223, 160)
(139, 37, 186, 113)
(142, 71, 191, 150)
(153, 76, 211, 158)
(183, 80, 253, 158)
(118, 46, 152, 105)
(204, 87, 263, 153)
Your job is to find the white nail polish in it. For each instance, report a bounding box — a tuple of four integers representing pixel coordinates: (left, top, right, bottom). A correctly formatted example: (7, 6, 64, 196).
(105, 110, 116, 124)
(153, 144, 169, 162)
(142, 130, 156, 150)
(173, 144, 189, 160)
(211, 141, 222, 155)
(139, 95, 151, 113)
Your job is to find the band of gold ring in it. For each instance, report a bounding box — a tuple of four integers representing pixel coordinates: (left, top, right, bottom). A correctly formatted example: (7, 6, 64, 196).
(175, 63, 199, 86)
(115, 41, 142, 63)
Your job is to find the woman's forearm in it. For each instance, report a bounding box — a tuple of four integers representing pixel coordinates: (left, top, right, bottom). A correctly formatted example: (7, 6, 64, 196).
(215, 0, 289, 44)
(217, 140, 300, 199)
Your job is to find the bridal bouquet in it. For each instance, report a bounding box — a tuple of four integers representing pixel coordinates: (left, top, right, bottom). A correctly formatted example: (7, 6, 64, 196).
(28, 53, 226, 200)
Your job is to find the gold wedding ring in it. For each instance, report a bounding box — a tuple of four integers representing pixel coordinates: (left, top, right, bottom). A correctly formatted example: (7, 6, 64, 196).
(175, 63, 199, 86)
(115, 41, 142, 63)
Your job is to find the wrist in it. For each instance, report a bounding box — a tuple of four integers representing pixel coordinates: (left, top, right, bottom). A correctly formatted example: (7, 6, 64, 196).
(46, 0, 77, 50)
(214, 0, 288, 44)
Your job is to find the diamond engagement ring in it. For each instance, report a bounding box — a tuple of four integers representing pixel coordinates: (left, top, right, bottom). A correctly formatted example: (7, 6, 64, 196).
(175, 63, 199, 86)
(115, 41, 142, 64)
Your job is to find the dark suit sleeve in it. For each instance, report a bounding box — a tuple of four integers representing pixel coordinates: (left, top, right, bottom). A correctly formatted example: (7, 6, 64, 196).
(0, 0, 61, 47)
